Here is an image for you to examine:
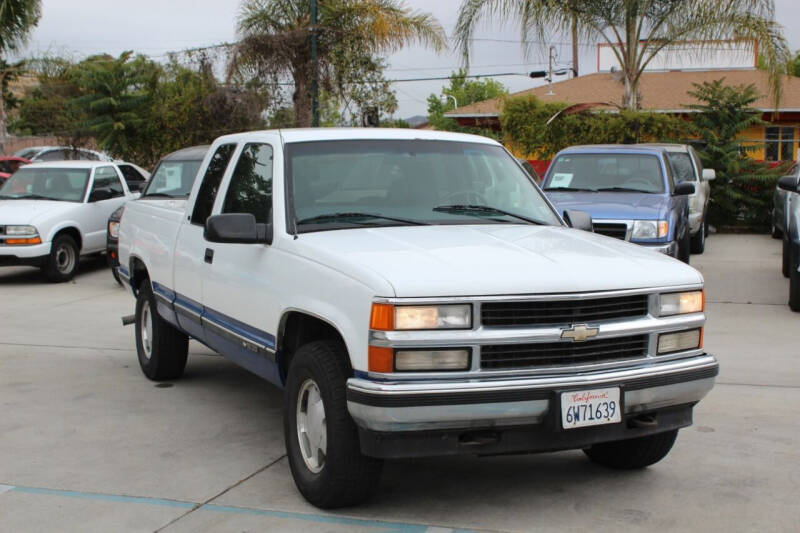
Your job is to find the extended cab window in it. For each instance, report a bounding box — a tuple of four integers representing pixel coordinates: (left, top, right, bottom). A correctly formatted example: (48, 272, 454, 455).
(92, 166, 124, 198)
(191, 144, 236, 225)
(666, 152, 696, 183)
(222, 143, 273, 224)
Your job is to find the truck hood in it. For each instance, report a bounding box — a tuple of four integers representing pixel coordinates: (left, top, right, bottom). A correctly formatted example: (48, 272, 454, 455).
(291, 224, 702, 297)
(0, 199, 78, 225)
(546, 191, 667, 220)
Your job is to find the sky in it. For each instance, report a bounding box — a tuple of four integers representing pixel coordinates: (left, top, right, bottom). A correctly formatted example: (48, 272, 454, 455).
(15, 0, 800, 120)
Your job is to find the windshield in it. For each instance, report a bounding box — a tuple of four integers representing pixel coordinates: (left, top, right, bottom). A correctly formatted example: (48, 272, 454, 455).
(0, 167, 90, 202)
(666, 152, 696, 183)
(287, 140, 560, 233)
(142, 159, 202, 197)
(545, 153, 665, 193)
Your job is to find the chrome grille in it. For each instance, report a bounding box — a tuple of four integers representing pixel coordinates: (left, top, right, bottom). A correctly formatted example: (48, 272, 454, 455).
(480, 334, 648, 369)
(592, 222, 627, 239)
(481, 294, 650, 327)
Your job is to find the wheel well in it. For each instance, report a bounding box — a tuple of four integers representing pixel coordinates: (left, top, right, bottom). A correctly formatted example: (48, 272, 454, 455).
(53, 227, 82, 251)
(278, 312, 350, 382)
(129, 257, 149, 294)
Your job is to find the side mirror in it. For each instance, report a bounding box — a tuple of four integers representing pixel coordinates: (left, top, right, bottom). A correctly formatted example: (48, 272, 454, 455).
(205, 213, 272, 245)
(89, 187, 113, 202)
(702, 169, 716, 181)
(563, 210, 593, 232)
(673, 182, 695, 196)
(777, 175, 799, 193)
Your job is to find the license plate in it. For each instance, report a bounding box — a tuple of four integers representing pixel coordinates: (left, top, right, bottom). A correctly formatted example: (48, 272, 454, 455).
(561, 387, 621, 429)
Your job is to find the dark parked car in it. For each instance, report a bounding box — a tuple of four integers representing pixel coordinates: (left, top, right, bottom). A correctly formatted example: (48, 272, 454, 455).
(108, 145, 208, 283)
(542, 145, 695, 263)
(777, 175, 800, 310)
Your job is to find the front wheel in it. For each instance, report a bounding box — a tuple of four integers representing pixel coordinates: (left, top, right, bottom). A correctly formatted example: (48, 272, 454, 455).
(584, 429, 678, 469)
(690, 223, 705, 254)
(43, 234, 79, 282)
(284, 340, 382, 508)
(782, 237, 790, 278)
(135, 281, 188, 381)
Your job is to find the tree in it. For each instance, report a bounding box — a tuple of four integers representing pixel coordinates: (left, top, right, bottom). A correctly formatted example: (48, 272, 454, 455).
(426, 69, 507, 131)
(455, 0, 789, 110)
(229, 0, 446, 127)
(0, 0, 41, 151)
(686, 78, 782, 228)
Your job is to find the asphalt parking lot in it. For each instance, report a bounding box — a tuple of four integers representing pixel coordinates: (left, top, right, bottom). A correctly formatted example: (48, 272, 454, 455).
(1, 234, 798, 532)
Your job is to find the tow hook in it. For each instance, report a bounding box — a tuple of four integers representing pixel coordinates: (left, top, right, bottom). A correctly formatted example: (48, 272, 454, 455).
(121, 314, 135, 326)
(629, 414, 658, 429)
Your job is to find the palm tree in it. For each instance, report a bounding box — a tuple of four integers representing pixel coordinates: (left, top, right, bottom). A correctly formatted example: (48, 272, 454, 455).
(0, 0, 41, 151)
(455, 0, 789, 110)
(230, 0, 446, 127)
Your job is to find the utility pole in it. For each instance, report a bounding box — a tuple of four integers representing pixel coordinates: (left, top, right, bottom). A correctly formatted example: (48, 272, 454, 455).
(311, 0, 319, 127)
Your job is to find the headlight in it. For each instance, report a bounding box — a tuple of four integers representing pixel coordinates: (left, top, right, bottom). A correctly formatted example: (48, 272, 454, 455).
(370, 303, 472, 330)
(108, 221, 120, 238)
(632, 220, 668, 239)
(659, 290, 704, 316)
(657, 328, 702, 354)
(5, 225, 38, 236)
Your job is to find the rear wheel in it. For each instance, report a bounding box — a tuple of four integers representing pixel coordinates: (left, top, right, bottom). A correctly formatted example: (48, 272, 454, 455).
(789, 242, 800, 312)
(43, 234, 79, 282)
(284, 340, 383, 508)
(690, 222, 705, 254)
(135, 281, 188, 381)
(584, 429, 678, 469)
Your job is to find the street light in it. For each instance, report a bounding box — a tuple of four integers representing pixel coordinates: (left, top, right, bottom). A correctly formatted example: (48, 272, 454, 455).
(442, 94, 458, 109)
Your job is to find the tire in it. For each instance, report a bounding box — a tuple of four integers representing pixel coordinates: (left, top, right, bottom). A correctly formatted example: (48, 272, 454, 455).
(135, 280, 189, 381)
(111, 266, 122, 286)
(284, 340, 383, 508)
(690, 222, 705, 254)
(678, 228, 691, 264)
(789, 242, 800, 312)
(584, 429, 678, 469)
(782, 237, 790, 278)
(43, 234, 79, 282)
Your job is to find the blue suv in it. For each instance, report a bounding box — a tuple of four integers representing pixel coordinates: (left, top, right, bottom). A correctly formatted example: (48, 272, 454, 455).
(542, 145, 695, 263)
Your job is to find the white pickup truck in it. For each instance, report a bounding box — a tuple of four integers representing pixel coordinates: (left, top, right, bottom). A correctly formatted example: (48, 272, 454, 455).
(118, 129, 718, 508)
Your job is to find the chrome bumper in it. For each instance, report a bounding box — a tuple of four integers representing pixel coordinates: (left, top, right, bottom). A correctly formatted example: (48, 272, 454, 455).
(639, 240, 678, 256)
(347, 354, 718, 432)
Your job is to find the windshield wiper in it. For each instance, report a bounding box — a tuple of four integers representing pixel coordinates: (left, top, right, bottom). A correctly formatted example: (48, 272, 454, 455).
(432, 204, 547, 225)
(542, 186, 592, 192)
(142, 192, 182, 198)
(593, 187, 653, 193)
(0, 194, 62, 201)
(296, 212, 429, 226)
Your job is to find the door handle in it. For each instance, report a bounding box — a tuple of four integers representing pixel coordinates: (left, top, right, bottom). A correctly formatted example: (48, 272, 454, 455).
(204, 248, 214, 264)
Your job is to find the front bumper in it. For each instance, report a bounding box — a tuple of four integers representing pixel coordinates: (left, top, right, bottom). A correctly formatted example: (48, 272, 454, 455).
(347, 354, 717, 458)
(638, 240, 678, 257)
(0, 242, 52, 267)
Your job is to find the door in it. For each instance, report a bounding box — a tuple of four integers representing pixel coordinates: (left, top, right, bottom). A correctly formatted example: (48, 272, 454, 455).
(200, 140, 283, 385)
(172, 143, 238, 341)
(83, 166, 128, 252)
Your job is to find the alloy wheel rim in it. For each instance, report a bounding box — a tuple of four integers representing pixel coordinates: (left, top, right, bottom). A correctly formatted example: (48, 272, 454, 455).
(296, 378, 327, 473)
(140, 301, 153, 360)
(55, 244, 75, 273)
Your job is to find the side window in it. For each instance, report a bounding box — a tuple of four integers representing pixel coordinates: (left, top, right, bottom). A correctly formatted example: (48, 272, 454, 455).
(222, 143, 273, 224)
(92, 166, 124, 198)
(36, 150, 63, 162)
(191, 144, 236, 225)
(118, 164, 146, 183)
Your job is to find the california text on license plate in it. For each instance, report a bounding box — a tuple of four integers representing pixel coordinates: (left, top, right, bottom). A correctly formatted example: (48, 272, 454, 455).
(561, 387, 621, 429)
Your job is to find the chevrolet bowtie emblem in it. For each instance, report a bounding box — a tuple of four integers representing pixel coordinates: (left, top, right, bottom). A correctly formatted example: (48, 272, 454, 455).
(561, 324, 599, 342)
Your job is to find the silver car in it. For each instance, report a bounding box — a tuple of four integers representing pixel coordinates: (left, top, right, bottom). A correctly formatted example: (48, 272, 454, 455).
(772, 163, 799, 243)
(638, 144, 715, 253)
(776, 175, 800, 310)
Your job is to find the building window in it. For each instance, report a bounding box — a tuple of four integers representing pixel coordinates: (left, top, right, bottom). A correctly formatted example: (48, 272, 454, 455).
(765, 126, 796, 161)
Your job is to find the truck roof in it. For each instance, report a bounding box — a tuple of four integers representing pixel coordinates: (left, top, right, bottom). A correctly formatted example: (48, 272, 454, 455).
(556, 144, 668, 155)
(212, 128, 502, 146)
(162, 145, 209, 161)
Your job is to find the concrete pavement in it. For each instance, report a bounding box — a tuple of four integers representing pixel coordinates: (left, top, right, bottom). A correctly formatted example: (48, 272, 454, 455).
(0, 236, 798, 532)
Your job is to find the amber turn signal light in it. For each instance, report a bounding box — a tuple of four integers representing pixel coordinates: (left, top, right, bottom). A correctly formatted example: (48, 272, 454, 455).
(5, 237, 42, 245)
(369, 303, 394, 331)
(368, 346, 394, 372)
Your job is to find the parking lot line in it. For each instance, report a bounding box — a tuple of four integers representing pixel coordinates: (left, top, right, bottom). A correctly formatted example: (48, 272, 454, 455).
(3, 484, 450, 532)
